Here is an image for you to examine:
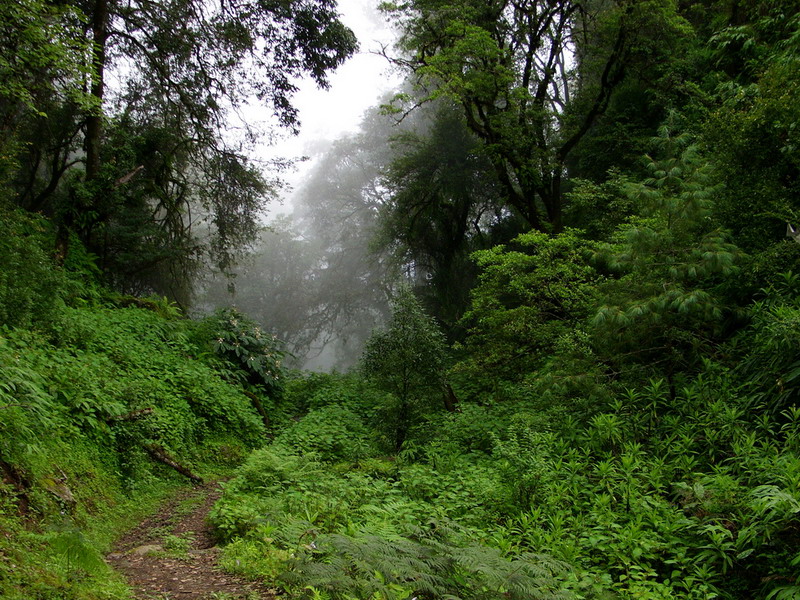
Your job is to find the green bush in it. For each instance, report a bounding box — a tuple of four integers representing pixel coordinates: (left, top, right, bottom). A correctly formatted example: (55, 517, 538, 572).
(0, 205, 68, 328)
(193, 307, 287, 391)
(274, 405, 377, 462)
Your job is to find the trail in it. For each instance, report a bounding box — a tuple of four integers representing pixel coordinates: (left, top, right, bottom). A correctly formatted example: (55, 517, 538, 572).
(107, 481, 275, 600)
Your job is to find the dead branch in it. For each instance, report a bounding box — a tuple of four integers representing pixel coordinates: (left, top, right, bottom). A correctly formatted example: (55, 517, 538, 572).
(142, 443, 203, 484)
(114, 164, 144, 188)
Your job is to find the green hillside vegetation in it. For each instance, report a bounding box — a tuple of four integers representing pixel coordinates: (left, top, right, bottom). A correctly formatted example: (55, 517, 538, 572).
(2, 0, 800, 599)
(209, 292, 800, 599)
(0, 205, 279, 599)
(3, 191, 800, 599)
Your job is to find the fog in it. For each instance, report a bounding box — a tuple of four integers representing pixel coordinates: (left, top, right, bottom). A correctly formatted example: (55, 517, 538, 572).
(198, 102, 409, 370)
(195, 0, 498, 371)
(196, 0, 406, 371)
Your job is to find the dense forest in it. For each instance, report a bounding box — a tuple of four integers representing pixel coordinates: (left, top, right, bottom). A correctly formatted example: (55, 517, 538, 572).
(2, 0, 800, 599)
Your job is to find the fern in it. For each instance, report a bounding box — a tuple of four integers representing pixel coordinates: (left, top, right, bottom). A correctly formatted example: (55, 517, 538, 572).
(281, 526, 570, 600)
(47, 526, 104, 575)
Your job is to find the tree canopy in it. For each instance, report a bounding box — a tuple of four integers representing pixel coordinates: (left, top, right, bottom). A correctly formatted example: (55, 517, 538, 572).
(4, 0, 357, 303)
(383, 0, 692, 231)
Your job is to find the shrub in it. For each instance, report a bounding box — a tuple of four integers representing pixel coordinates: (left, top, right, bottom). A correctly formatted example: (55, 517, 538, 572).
(361, 287, 447, 450)
(274, 405, 377, 462)
(0, 205, 68, 328)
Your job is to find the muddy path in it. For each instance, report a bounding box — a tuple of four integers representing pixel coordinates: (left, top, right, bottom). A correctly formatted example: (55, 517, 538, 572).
(107, 481, 275, 600)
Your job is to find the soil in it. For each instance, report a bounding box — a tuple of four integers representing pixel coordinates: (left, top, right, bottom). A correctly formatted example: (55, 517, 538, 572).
(107, 481, 276, 600)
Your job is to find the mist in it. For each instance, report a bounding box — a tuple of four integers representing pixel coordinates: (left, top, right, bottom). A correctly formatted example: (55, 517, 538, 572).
(198, 103, 404, 371)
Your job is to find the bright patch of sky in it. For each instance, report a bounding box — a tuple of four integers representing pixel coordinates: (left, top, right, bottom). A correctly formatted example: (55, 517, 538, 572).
(263, 0, 402, 213)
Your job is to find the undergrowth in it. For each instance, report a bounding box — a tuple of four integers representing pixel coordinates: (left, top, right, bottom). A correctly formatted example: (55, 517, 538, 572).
(211, 367, 800, 600)
(0, 205, 273, 599)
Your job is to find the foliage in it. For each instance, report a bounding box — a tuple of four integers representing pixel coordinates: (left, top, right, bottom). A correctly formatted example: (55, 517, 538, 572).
(200, 307, 288, 393)
(361, 287, 448, 449)
(7, 3, 800, 600)
(0, 205, 69, 328)
(564, 174, 636, 242)
(383, 0, 692, 231)
(283, 529, 569, 600)
(707, 45, 800, 256)
(6, 0, 358, 302)
(0, 281, 267, 598)
(273, 405, 377, 462)
(0, 0, 91, 185)
(211, 359, 800, 600)
(591, 124, 739, 383)
(379, 102, 511, 334)
(737, 272, 800, 417)
(210, 377, 567, 600)
(0, 0, 88, 112)
(459, 229, 599, 381)
(200, 103, 403, 369)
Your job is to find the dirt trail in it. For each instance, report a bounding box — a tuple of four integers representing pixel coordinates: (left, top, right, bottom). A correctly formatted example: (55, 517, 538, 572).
(107, 481, 275, 600)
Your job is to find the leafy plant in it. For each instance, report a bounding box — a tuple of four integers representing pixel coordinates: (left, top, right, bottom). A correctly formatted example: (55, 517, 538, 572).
(161, 532, 194, 559)
(204, 307, 287, 392)
(0, 205, 68, 328)
(592, 122, 739, 385)
(458, 229, 599, 382)
(361, 287, 447, 450)
(274, 405, 377, 462)
(282, 527, 570, 600)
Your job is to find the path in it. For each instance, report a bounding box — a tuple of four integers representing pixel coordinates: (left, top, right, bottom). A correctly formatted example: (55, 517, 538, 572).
(107, 481, 276, 600)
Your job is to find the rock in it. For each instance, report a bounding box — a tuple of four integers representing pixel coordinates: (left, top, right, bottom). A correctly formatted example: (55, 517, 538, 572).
(131, 544, 164, 556)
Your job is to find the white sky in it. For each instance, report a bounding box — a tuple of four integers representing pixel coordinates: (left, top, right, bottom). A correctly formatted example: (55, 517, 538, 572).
(262, 0, 402, 212)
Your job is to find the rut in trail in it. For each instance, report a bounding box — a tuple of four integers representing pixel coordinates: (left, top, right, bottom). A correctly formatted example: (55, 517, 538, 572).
(107, 481, 275, 600)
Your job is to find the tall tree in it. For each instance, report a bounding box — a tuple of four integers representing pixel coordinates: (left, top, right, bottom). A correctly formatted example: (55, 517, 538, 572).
(0, 0, 90, 187)
(383, 0, 692, 231)
(380, 102, 514, 334)
(201, 108, 402, 369)
(10, 0, 357, 299)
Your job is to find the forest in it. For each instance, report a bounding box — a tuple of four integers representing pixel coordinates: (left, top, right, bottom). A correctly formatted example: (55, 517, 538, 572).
(1, 0, 800, 599)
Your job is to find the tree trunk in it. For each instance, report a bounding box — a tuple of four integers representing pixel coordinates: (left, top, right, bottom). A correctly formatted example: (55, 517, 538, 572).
(56, 0, 108, 265)
(85, 0, 108, 182)
(442, 383, 459, 413)
(243, 389, 271, 430)
(395, 398, 410, 452)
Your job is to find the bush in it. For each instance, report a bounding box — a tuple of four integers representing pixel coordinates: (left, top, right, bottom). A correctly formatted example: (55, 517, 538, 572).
(274, 405, 377, 462)
(0, 205, 68, 328)
(361, 287, 447, 450)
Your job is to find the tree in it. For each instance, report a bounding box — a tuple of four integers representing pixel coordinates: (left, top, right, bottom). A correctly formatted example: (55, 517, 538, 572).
(459, 228, 599, 382)
(380, 102, 517, 335)
(290, 109, 401, 363)
(9, 0, 358, 300)
(199, 213, 391, 370)
(703, 4, 800, 264)
(80, 0, 357, 179)
(383, 0, 692, 231)
(592, 123, 739, 390)
(0, 0, 90, 187)
(361, 287, 447, 450)
(201, 107, 402, 369)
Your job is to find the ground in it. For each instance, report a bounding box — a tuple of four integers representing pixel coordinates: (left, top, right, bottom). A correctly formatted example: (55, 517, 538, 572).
(107, 481, 276, 600)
